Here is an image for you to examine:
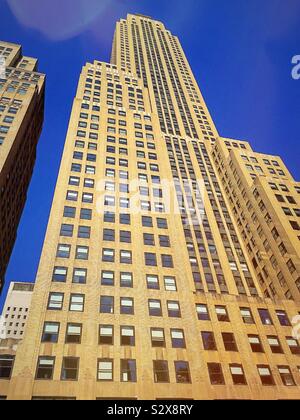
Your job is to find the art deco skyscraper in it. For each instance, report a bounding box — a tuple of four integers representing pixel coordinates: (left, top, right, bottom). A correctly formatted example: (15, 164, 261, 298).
(0, 42, 45, 292)
(1, 15, 299, 400)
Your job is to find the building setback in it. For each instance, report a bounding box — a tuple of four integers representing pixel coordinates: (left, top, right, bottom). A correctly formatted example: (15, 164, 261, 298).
(0, 15, 300, 400)
(0, 42, 45, 292)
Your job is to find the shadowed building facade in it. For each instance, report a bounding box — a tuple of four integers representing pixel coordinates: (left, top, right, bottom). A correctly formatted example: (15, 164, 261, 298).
(0, 42, 45, 293)
(1, 15, 299, 400)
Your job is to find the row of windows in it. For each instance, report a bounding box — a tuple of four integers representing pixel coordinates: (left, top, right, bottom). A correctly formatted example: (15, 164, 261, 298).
(2, 355, 297, 387)
(40, 321, 300, 355)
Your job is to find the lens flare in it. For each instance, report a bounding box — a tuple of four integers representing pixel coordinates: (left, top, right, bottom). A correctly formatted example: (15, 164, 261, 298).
(6, 0, 113, 40)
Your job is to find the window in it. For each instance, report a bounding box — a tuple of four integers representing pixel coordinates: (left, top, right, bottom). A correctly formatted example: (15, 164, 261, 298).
(120, 250, 132, 264)
(240, 307, 255, 324)
(100, 296, 114, 314)
(230, 364, 247, 385)
(196, 304, 210, 321)
(222, 333, 238, 352)
(267, 336, 283, 354)
(175, 362, 191, 384)
(103, 229, 115, 241)
(99, 325, 113, 345)
(161, 255, 174, 268)
(171, 329, 186, 348)
(286, 337, 300, 355)
(144, 233, 155, 246)
(153, 360, 169, 383)
(72, 268, 87, 284)
(120, 231, 131, 243)
(120, 272, 133, 288)
(47, 293, 64, 311)
(258, 309, 273, 325)
(66, 324, 82, 344)
(258, 366, 275, 386)
(120, 326, 135, 346)
(148, 300, 162, 317)
(142, 216, 153, 227)
(0, 356, 15, 379)
(276, 310, 290, 326)
(61, 358, 79, 381)
(167, 301, 181, 318)
(120, 214, 131, 225)
(97, 359, 113, 381)
(42, 323, 60, 343)
(56, 244, 71, 259)
(159, 235, 170, 247)
(52, 267, 67, 283)
(207, 363, 225, 385)
(75, 246, 89, 260)
(101, 271, 114, 286)
(63, 207, 76, 218)
(202, 332, 217, 351)
(78, 226, 91, 239)
(278, 366, 295, 386)
(60, 223, 74, 237)
(121, 360, 137, 383)
(69, 294, 84, 312)
(215, 306, 230, 322)
(151, 328, 165, 347)
(36, 357, 55, 380)
(120, 297, 134, 315)
(80, 208, 92, 220)
(102, 249, 115, 262)
(147, 275, 159, 290)
(164, 276, 177, 291)
(145, 253, 157, 267)
(248, 335, 264, 353)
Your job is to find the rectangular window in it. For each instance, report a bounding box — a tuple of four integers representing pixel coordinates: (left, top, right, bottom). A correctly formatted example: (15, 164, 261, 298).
(52, 267, 67, 283)
(258, 365, 275, 386)
(102, 248, 115, 262)
(151, 328, 165, 347)
(248, 335, 264, 353)
(99, 325, 113, 345)
(222, 332, 238, 352)
(258, 309, 273, 325)
(120, 272, 133, 288)
(215, 306, 230, 322)
(147, 275, 159, 290)
(196, 304, 210, 321)
(36, 357, 55, 380)
(120, 297, 134, 315)
(208, 363, 225, 385)
(101, 271, 114, 286)
(66, 324, 82, 344)
(267, 336, 283, 354)
(69, 294, 84, 312)
(240, 307, 254, 324)
(78, 226, 91, 239)
(153, 360, 169, 383)
(56, 244, 71, 259)
(60, 224, 74, 237)
(167, 301, 181, 318)
(164, 276, 177, 291)
(120, 326, 135, 346)
(175, 361, 191, 384)
(278, 366, 295, 386)
(42, 322, 60, 343)
(97, 359, 113, 381)
(100, 296, 114, 314)
(0, 356, 15, 379)
(121, 360, 137, 383)
(61, 358, 79, 381)
(230, 364, 247, 385)
(72, 268, 87, 284)
(75, 246, 89, 260)
(202, 331, 217, 351)
(171, 329, 186, 348)
(145, 253, 157, 267)
(47, 293, 64, 311)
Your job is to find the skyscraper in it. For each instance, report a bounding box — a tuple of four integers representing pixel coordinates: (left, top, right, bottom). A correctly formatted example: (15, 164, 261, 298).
(0, 42, 45, 292)
(1, 14, 299, 400)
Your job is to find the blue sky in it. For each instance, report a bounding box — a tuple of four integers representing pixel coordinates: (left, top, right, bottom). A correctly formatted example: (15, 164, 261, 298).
(0, 0, 299, 310)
